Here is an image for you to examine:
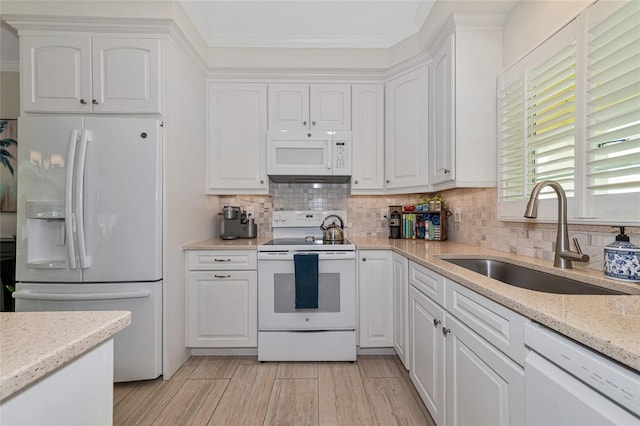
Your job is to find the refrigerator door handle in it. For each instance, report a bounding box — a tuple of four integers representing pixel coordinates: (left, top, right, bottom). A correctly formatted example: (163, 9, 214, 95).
(65, 129, 80, 270)
(75, 129, 91, 270)
(12, 290, 151, 301)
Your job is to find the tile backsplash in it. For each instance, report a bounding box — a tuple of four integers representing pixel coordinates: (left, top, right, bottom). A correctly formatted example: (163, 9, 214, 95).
(217, 183, 638, 272)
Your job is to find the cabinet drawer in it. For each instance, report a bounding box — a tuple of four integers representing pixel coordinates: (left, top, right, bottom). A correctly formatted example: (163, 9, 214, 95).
(409, 260, 445, 306)
(187, 250, 257, 270)
(445, 280, 528, 365)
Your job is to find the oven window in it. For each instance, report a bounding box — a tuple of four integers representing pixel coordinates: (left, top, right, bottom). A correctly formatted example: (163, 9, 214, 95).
(273, 273, 340, 313)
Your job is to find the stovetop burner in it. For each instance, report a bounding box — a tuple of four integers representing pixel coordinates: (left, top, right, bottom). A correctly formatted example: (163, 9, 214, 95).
(260, 210, 355, 252)
(262, 238, 352, 246)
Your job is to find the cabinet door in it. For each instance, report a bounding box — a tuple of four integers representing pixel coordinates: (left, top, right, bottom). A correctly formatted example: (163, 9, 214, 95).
(431, 34, 455, 186)
(21, 35, 92, 113)
(92, 38, 161, 114)
(351, 84, 384, 193)
(358, 250, 393, 348)
(385, 66, 429, 192)
(187, 271, 257, 347)
(409, 286, 446, 426)
(446, 315, 525, 426)
(207, 83, 268, 194)
(268, 84, 309, 130)
(309, 84, 351, 130)
(392, 253, 409, 369)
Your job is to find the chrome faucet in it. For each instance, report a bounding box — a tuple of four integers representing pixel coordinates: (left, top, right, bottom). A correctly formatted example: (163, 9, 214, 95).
(524, 180, 589, 269)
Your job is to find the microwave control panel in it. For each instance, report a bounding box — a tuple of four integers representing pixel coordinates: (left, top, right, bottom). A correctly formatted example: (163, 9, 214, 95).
(332, 132, 351, 174)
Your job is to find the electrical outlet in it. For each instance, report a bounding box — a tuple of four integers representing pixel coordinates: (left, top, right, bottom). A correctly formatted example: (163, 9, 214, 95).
(245, 205, 255, 218)
(380, 208, 388, 219)
(453, 210, 462, 223)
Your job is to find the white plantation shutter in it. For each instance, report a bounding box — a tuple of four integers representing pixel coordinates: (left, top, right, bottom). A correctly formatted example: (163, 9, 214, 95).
(498, 0, 640, 222)
(498, 75, 526, 202)
(586, 0, 640, 195)
(526, 42, 577, 198)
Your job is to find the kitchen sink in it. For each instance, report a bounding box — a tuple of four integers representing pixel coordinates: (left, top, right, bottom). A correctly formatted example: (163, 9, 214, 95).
(443, 258, 625, 295)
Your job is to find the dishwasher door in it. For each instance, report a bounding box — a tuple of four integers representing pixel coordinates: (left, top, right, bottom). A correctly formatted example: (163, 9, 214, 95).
(526, 351, 638, 425)
(524, 323, 639, 426)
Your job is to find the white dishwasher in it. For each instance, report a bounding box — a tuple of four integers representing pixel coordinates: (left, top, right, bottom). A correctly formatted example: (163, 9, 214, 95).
(524, 322, 640, 425)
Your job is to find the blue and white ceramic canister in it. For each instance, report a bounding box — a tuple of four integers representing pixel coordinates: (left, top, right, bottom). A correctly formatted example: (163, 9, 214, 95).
(604, 227, 640, 283)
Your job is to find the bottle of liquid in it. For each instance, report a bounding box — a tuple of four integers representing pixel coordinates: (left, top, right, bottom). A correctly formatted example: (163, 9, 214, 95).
(604, 227, 639, 283)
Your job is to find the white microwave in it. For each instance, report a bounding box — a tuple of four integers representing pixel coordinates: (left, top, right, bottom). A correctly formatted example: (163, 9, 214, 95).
(267, 130, 351, 182)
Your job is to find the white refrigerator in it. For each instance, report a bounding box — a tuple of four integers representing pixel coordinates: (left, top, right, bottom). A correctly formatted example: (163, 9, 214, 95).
(13, 116, 163, 382)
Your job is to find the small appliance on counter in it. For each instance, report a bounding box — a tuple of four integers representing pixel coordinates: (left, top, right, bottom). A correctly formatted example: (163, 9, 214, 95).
(604, 226, 639, 283)
(389, 206, 402, 239)
(219, 205, 257, 240)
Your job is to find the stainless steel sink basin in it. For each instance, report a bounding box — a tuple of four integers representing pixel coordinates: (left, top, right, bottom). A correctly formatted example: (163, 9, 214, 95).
(444, 258, 624, 295)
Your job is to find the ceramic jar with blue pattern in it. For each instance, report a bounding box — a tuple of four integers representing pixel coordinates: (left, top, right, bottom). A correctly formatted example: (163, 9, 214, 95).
(604, 227, 639, 283)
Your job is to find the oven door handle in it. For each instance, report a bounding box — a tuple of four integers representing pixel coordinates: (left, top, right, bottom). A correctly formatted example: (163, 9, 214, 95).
(258, 251, 356, 260)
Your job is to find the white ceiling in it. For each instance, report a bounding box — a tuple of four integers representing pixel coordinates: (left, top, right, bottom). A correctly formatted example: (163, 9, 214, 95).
(178, 0, 436, 48)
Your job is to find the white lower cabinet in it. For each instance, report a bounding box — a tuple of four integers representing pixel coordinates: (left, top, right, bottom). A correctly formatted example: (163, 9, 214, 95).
(409, 285, 446, 426)
(445, 314, 525, 426)
(358, 250, 393, 348)
(408, 262, 527, 426)
(392, 252, 409, 368)
(186, 250, 257, 347)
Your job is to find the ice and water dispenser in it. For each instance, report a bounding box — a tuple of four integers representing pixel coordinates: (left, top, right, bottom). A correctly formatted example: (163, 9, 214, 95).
(24, 201, 68, 269)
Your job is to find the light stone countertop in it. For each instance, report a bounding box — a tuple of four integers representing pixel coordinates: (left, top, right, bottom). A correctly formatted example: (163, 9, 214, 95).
(184, 236, 640, 371)
(183, 237, 267, 250)
(0, 311, 131, 401)
(351, 237, 640, 372)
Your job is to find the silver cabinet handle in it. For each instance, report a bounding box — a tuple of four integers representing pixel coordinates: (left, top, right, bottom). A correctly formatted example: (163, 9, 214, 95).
(362, 257, 367, 261)
(312, 121, 316, 126)
(214, 258, 231, 262)
(92, 99, 99, 105)
(303, 121, 307, 126)
(444, 169, 450, 174)
(214, 274, 231, 278)
(354, 180, 359, 184)
(386, 179, 390, 184)
(442, 327, 451, 336)
(433, 318, 442, 327)
(80, 99, 87, 104)
(260, 179, 264, 184)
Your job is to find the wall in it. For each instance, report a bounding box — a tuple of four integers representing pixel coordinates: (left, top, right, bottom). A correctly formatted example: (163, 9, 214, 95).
(161, 38, 218, 379)
(0, 71, 19, 238)
(502, 0, 590, 67)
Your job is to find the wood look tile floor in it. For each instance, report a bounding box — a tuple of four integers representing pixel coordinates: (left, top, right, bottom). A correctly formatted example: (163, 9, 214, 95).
(114, 355, 436, 426)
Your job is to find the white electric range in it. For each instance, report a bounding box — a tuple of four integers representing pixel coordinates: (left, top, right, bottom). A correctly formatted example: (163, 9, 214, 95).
(257, 210, 356, 361)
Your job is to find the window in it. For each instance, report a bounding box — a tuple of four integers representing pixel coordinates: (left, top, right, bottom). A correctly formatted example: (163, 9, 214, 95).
(498, 0, 640, 223)
(586, 0, 640, 220)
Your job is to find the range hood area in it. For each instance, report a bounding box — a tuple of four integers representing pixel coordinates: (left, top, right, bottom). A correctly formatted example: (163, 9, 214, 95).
(268, 174, 351, 184)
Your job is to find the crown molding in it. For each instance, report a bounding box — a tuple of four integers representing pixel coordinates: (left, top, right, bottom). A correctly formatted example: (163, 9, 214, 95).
(3, 15, 175, 35)
(207, 67, 387, 83)
(0, 60, 19, 72)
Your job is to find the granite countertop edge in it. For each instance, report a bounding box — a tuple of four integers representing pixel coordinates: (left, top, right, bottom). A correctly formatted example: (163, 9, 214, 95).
(0, 311, 132, 401)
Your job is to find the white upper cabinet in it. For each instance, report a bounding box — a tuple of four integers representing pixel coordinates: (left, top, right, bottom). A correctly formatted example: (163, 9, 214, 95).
(206, 82, 268, 194)
(385, 65, 430, 193)
(429, 18, 503, 190)
(430, 34, 455, 186)
(21, 35, 161, 114)
(268, 83, 351, 130)
(351, 84, 385, 193)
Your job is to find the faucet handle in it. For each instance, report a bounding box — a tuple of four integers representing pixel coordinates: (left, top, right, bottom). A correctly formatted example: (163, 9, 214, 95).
(573, 237, 583, 255)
